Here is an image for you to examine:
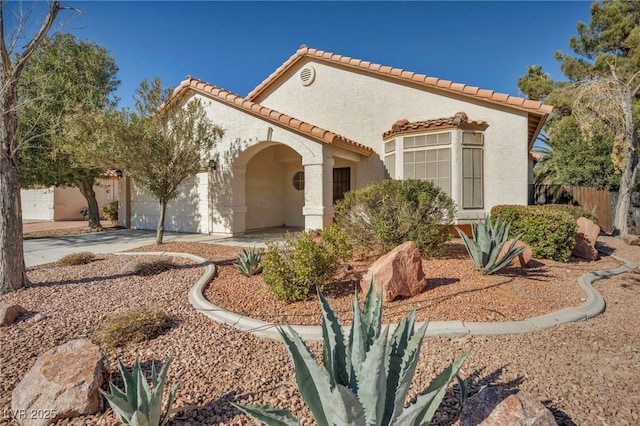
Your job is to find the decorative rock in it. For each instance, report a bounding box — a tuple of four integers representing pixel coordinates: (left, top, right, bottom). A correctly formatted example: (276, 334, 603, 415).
(360, 241, 427, 302)
(622, 234, 640, 246)
(460, 386, 556, 426)
(573, 217, 600, 260)
(498, 240, 533, 268)
(0, 304, 26, 326)
(11, 339, 108, 426)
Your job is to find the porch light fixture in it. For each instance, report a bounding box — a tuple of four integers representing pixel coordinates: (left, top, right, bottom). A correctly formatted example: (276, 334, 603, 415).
(209, 159, 217, 171)
(115, 170, 123, 179)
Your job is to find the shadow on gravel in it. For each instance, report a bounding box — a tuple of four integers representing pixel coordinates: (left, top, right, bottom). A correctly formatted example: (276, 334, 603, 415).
(26, 262, 205, 288)
(543, 402, 577, 426)
(431, 365, 525, 426)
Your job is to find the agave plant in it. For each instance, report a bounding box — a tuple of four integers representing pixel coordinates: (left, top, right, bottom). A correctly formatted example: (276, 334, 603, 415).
(456, 215, 525, 274)
(101, 355, 179, 426)
(235, 247, 263, 276)
(233, 285, 469, 425)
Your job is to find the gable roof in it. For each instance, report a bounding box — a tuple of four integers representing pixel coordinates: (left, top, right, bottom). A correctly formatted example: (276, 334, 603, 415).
(246, 45, 552, 148)
(383, 112, 488, 139)
(173, 76, 373, 156)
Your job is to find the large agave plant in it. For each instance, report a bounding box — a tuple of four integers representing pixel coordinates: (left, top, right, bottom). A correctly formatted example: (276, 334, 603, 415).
(456, 215, 525, 274)
(233, 285, 469, 425)
(101, 356, 179, 426)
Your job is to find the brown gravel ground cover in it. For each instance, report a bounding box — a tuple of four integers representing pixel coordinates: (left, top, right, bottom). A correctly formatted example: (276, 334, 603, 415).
(1, 236, 639, 425)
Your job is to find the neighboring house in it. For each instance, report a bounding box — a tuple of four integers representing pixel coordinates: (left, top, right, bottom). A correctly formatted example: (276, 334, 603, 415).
(119, 45, 551, 235)
(21, 174, 119, 221)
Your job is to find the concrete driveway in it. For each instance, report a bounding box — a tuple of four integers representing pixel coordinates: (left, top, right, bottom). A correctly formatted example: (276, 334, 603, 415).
(23, 228, 292, 267)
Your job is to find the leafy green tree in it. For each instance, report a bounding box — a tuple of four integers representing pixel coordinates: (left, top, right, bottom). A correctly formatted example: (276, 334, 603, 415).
(19, 33, 120, 229)
(68, 78, 224, 244)
(521, 0, 640, 234)
(0, 1, 65, 295)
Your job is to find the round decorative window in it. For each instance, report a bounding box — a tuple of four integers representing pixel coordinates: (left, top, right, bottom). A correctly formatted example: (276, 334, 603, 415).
(292, 171, 305, 191)
(299, 66, 315, 86)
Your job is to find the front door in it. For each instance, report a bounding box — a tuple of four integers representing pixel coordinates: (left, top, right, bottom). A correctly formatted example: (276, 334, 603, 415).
(333, 167, 351, 203)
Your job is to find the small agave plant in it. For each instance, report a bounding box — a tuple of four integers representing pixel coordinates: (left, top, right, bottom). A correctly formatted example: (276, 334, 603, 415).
(456, 215, 525, 274)
(101, 355, 179, 426)
(233, 285, 469, 425)
(235, 247, 263, 276)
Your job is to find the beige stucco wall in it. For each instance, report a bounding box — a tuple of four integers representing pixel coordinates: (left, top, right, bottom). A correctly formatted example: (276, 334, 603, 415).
(21, 177, 119, 221)
(129, 172, 208, 233)
(254, 59, 530, 218)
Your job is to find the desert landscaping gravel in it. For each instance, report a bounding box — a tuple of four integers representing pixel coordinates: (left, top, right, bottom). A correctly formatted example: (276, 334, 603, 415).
(1, 236, 639, 425)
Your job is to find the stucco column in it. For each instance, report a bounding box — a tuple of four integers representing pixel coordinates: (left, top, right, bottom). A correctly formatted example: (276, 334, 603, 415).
(302, 155, 335, 230)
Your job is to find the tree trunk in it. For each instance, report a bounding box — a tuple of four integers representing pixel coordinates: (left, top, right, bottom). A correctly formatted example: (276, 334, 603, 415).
(76, 179, 102, 230)
(0, 79, 28, 294)
(156, 200, 167, 244)
(612, 91, 639, 236)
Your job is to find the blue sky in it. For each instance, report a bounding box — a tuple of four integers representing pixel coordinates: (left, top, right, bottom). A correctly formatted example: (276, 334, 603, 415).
(61, 1, 593, 109)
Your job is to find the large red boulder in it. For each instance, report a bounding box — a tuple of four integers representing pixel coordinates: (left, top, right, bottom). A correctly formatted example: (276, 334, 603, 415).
(573, 217, 600, 260)
(460, 386, 556, 426)
(497, 239, 533, 268)
(11, 339, 108, 425)
(360, 241, 427, 302)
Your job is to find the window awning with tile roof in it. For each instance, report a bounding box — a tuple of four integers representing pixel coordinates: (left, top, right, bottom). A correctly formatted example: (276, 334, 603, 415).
(383, 112, 489, 139)
(246, 45, 552, 149)
(172, 76, 373, 157)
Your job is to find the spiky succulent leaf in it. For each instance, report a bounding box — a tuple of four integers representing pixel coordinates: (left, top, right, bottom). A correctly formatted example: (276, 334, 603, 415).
(356, 325, 389, 425)
(330, 384, 366, 425)
(159, 382, 180, 426)
(134, 359, 151, 416)
(232, 403, 302, 426)
(386, 321, 428, 425)
(129, 410, 151, 426)
(360, 281, 382, 350)
(318, 289, 348, 388)
(395, 351, 470, 425)
(100, 389, 136, 424)
(278, 326, 334, 426)
(236, 247, 262, 276)
(348, 296, 365, 393)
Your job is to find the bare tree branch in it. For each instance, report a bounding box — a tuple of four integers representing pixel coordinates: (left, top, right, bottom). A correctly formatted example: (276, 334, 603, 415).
(12, 0, 60, 78)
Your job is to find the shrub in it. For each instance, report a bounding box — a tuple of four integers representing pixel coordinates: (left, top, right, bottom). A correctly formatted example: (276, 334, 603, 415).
(457, 216, 525, 274)
(100, 201, 118, 224)
(130, 258, 176, 276)
(235, 247, 263, 276)
(58, 251, 95, 266)
(102, 355, 179, 426)
(491, 205, 577, 262)
(334, 179, 455, 256)
(92, 306, 171, 349)
(234, 286, 468, 425)
(262, 228, 352, 302)
(540, 204, 598, 223)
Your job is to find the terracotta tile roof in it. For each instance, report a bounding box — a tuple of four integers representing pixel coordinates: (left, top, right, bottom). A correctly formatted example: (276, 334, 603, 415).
(246, 45, 552, 147)
(173, 76, 373, 156)
(383, 112, 488, 139)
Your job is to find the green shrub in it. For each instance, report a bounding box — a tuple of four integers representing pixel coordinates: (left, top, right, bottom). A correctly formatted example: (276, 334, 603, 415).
(234, 286, 468, 425)
(102, 355, 179, 426)
(457, 216, 525, 274)
(262, 228, 352, 302)
(100, 201, 118, 224)
(235, 247, 263, 276)
(334, 179, 455, 256)
(539, 204, 598, 223)
(491, 205, 577, 262)
(58, 251, 95, 266)
(92, 306, 171, 349)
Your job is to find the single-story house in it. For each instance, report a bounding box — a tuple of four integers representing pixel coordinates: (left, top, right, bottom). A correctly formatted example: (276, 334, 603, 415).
(22, 173, 119, 221)
(119, 45, 551, 235)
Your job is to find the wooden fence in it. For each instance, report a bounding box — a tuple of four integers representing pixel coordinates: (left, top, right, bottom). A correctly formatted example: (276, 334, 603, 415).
(533, 185, 614, 233)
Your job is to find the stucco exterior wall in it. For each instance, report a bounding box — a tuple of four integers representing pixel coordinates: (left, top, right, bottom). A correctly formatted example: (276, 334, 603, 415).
(21, 177, 119, 221)
(255, 60, 530, 215)
(130, 172, 208, 233)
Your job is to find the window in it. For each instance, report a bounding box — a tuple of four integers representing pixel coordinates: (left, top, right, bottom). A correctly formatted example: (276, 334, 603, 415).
(333, 168, 350, 203)
(292, 171, 304, 191)
(384, 139, 396, 178)
(462, 132, 483, 208)
(402, 132, 451, 196)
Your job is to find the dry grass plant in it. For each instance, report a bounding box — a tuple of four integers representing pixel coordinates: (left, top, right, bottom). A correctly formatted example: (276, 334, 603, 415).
(91, 306, 171, 350)
(57, 251, 95, 266)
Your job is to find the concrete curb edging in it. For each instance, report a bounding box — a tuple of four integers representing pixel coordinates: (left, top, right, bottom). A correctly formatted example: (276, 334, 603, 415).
(128, 251, 636, 342)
